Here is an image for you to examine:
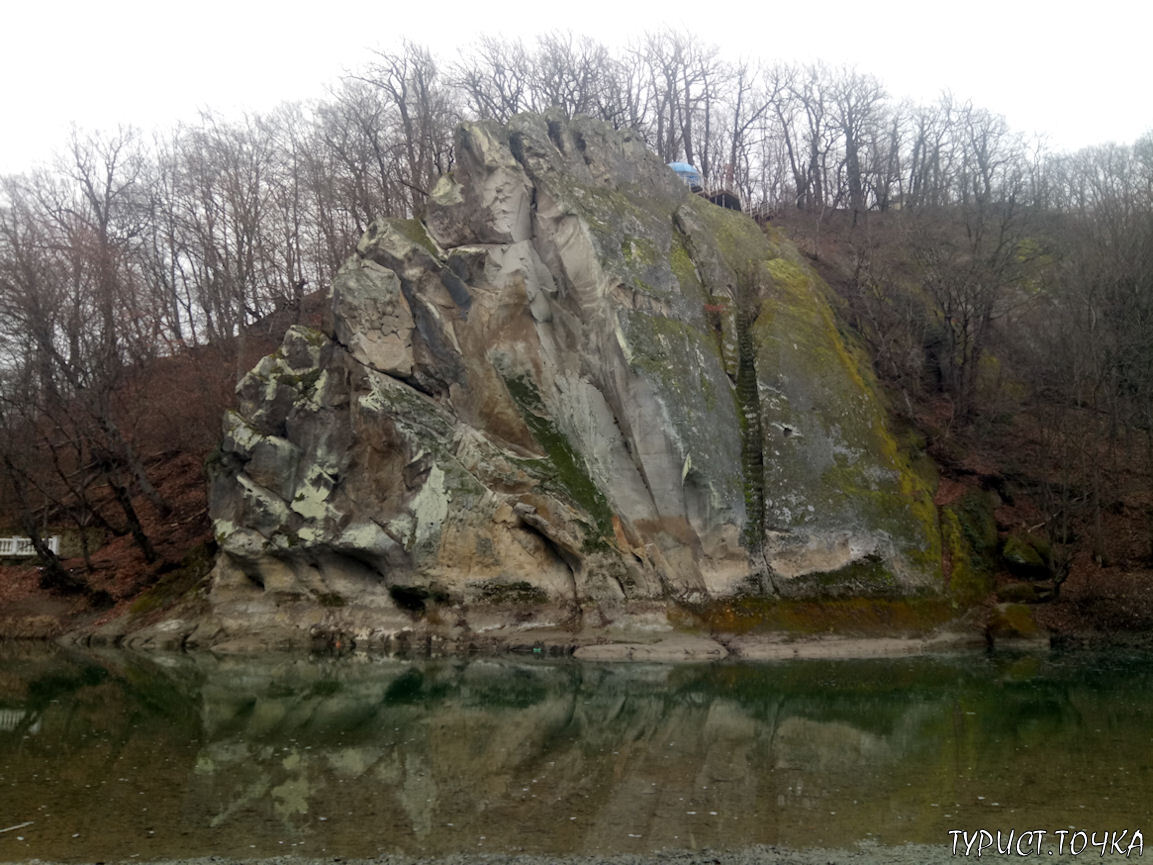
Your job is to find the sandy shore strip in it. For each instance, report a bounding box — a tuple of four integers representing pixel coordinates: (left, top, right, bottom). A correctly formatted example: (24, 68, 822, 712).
(2, 843, 1139, 865)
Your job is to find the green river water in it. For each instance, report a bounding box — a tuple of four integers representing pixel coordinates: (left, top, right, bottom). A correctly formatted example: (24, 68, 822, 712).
(0, 646, 1149, 862)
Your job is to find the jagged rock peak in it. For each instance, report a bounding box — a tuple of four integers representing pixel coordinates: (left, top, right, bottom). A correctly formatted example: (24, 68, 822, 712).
(201, 111, 941, 651)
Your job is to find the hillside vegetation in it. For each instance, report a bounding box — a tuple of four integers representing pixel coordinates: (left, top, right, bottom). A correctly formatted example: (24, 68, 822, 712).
(1, 34, 1151, 641)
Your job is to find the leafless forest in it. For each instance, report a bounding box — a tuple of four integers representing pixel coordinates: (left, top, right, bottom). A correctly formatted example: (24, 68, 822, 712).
(1, 33, 1151, 602)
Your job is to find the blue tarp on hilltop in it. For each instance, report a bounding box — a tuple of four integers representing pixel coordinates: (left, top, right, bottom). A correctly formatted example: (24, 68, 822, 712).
(668, 161, 703, 188)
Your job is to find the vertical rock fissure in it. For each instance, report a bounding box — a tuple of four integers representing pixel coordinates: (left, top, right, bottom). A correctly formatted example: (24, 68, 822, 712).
(734, 266, 778, 595)
(735, 304, 765, 554)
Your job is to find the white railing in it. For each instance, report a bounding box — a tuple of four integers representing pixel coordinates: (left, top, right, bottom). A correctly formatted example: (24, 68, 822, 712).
(0, 535, 60, 556)
(0, 708, 29, 731)
(0, 708, 40, 736)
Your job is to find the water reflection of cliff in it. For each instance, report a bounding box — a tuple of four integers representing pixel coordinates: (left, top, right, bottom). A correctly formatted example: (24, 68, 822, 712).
(183, 653, 1153, 856)
(2, 649, 1151, 861)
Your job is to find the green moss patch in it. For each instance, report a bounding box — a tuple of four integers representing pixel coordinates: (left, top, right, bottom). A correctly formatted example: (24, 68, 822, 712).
(792, 553, 901, 596)
(941, 506, 992, 604)
(277, 367, 323, 397)
(669, 233, 702, 296)
(129, 542, 216, 618)
(674, 595, 955, 636)
(1002, 534, 1049, 579)
(687, 196, 778, 269)
(391, 218, 439, 256)
(751, 248, 942, 580)
(501, 373, 614, 542)
(620, 234, 657, 266)
(955, 491, 999, 561)
(987, 603, 1040, 639)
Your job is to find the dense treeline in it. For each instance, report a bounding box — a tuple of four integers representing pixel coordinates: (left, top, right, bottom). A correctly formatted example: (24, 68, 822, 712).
(1, 32, 1151, 592)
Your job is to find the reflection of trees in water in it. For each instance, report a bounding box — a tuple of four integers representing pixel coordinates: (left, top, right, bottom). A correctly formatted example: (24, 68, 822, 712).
(177, 653, 1153, 852)
(0, 647, 207, 861)
(3, 649, 1153, 857)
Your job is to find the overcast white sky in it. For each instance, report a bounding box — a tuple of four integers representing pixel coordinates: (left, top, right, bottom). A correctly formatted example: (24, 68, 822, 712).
(1, 0, 1149, 175)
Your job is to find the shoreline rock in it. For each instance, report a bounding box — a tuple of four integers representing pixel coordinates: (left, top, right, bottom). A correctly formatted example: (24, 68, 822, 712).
(1, 841, 1141, 865)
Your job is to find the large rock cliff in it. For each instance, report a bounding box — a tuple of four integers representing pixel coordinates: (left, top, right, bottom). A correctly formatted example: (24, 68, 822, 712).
(203, 113, 941, 649)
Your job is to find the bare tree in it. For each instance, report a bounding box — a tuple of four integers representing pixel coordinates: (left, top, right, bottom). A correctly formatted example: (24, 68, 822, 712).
(828, 67, 886, 219)
(357, 42, 457, 217)
(911, 112, 1031, 420)
(531, 33, 614, 120)
(315, 79, 401, 236)
(789, 63, 837, 211)
(0, 131, 170, 565)
(453, 36, 533, 124)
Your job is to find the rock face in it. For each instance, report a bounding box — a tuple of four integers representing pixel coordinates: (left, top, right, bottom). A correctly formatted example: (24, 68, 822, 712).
(204, 112, 940, 649)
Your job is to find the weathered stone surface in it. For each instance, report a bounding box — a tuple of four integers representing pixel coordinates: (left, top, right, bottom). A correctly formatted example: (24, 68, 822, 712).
(201, 112, 943, 649)
(1002, 533, 1050, 579)
(331, 259, 415, 378)
(426, 123, 533, 247)
(986, 601, 1049, 648)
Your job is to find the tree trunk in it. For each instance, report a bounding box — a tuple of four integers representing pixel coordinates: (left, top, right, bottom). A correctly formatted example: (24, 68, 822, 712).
(106, 469, 158, 565)
(2, 454, 85, 593)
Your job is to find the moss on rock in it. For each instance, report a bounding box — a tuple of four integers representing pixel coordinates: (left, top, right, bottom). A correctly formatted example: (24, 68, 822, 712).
(207, 112, 955, 642)
(941, 506, 992, 604)
(751, 249, 941, 584)
(392, 218, 439, 256)
(676, 594, 955, 636)
(987, 602, 1042, 640)
(954, 491, 999, 562)
(478, 580, 551, 605)
(1002, 533, 1049, 578)
(501, 373, 614, 542)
